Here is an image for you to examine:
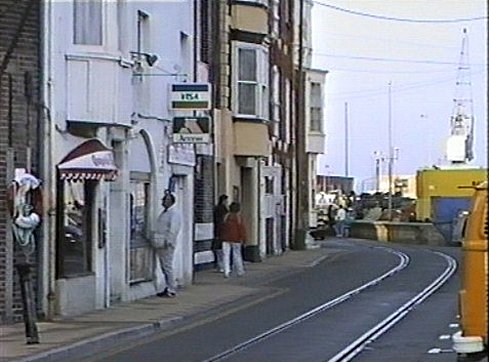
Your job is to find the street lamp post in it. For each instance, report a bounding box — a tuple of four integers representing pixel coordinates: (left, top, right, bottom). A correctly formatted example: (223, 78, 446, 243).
(373, 151, 385, 193)
(387, 82, 393, 221)
(344, 102, 349, 177)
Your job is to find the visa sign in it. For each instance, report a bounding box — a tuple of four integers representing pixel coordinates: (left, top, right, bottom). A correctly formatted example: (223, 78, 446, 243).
(170, 83, 211, 110)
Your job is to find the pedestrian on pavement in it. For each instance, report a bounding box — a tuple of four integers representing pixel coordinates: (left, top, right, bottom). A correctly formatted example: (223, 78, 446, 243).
(327, 204, 337, 235)
(153, 191, 182, 298)
(213, 194, 229, 272)
(221, 202, 247, 278)
(335, 205, 347, 237)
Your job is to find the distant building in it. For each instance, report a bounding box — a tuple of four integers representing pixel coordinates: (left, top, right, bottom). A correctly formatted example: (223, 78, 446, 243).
(316, 175, 354, 195)
(361, 175, 416, 199)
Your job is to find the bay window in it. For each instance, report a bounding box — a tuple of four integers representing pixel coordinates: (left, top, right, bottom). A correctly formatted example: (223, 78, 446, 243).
(235, 43, 269, 119)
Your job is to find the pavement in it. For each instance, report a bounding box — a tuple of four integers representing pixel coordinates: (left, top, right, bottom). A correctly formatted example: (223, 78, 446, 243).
(1, 239, 343, 362)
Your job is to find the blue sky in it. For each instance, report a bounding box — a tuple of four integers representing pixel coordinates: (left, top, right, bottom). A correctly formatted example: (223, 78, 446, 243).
(312, 0, 487, 188)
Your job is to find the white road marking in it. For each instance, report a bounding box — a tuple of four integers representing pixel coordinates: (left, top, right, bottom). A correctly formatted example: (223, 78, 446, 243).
(439, 335, 451, 340)
(428, 348, 455, 354)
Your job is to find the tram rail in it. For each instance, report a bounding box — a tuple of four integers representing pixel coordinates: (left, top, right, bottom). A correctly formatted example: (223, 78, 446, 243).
(201, 246, 461, 362)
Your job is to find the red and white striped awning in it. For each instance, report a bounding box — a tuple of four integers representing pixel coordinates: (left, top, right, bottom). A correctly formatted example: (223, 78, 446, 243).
(57, 139, 118, 181)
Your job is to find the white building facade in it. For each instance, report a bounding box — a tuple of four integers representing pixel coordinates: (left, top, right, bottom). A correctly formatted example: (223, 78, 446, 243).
(41, 0, 196, 317)
(305, 69, 327, 226)
(298, 0, 327, 228)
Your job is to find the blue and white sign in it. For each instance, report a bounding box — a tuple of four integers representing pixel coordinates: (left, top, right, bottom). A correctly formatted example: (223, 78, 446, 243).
(170, 83, 211, 110)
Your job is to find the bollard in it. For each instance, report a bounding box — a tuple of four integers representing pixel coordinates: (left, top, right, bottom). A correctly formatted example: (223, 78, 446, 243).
(16, 263, 39, 344)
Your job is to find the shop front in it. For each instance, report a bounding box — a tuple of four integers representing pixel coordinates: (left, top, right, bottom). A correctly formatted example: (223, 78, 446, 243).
(55, 138, 117, 316)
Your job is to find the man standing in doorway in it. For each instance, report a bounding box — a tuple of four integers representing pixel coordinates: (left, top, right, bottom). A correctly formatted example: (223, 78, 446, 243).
(154, 191, 182, 298)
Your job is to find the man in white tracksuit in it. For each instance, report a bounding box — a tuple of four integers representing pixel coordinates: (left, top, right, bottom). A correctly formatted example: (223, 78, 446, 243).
(154, 192, 182, 298)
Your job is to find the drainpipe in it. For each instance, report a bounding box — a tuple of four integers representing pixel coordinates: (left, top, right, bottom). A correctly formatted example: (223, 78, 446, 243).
(191, 0, 198, 280)
(193, 0, 198, 83)
(294, 0, 306, 250)
(41, 0, 56, 319)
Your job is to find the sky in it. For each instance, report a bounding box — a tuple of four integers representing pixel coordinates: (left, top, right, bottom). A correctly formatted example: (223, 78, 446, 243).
(311, 0, 487, 191)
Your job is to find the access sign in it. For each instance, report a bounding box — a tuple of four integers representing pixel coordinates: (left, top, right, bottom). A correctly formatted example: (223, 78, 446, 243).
(170, 83, 211, 110)
(172, 116, 210, 144)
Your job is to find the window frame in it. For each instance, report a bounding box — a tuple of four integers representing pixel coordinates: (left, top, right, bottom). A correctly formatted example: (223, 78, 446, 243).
(233, 42, 269, 120)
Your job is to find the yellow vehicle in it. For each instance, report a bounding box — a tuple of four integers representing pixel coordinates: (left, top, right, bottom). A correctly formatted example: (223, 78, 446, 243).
(452, 181, 488, 357)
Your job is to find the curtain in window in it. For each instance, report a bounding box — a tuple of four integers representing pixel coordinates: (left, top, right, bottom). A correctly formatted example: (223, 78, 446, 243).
(74, 0, 103, 45)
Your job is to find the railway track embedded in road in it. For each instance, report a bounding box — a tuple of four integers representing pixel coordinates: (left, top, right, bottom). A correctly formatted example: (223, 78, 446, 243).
(327, 250, 457, 362)
(202, 247, 457, 362)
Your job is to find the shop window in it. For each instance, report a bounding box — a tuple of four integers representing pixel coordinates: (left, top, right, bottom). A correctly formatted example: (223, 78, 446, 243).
(130, 180, 150, 245)
(73, 0, 103, 45)
(129, 174, 152, 283)
(57, 180, 96, 277)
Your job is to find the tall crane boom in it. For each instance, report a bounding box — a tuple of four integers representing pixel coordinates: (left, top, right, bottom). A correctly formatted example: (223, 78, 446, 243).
(446, 28, 474, 165)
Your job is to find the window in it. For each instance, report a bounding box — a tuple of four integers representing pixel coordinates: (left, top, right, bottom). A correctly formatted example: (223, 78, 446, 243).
(310, 82, 323, 132)
(200, 0, 211, 63)
(130, 181, 150, 246)
(57, 180, 96, 277)
(129, 175, 152, 283)
(238, 0, 269, 6)
(73, 0, 103, 45)
(117, 0, 125, 51)
(271, 65, 280, 136)
(137, 10, 150, 55)
(265, 177, 274, 194)
(235, 43, 269, 119)
(283, 79, 291, 142)
(271, 0, 280, 37)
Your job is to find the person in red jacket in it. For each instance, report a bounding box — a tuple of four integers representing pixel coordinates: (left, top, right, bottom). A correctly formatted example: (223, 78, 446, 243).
(221, 202, 247, 278)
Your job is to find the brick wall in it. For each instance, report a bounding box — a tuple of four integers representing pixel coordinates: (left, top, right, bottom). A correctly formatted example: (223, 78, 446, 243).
(0, 0, 41, 324)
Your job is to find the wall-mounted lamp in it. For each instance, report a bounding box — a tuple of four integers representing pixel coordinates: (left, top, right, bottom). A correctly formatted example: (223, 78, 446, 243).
(130, 51, 159, 67)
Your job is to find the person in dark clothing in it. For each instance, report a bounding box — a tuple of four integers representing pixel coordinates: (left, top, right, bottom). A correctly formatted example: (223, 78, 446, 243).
(327, 204, 337, 234)
(213, 194, 229, 272)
